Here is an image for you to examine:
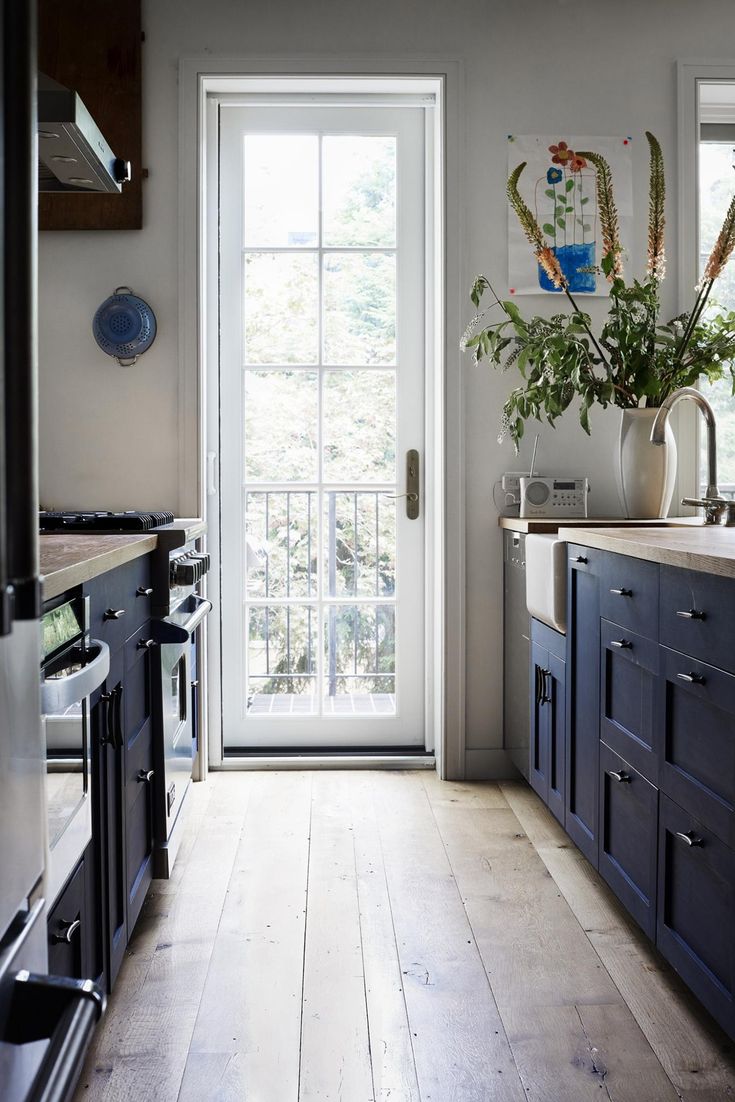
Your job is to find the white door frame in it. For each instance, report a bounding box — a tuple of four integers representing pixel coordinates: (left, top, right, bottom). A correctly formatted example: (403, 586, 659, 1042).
(676, 58, 735, 504)
(178, 57, 466, 779)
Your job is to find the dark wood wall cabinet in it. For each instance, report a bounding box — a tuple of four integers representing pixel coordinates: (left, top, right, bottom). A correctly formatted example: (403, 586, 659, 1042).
(38, 0, 143, 230)
(528, 544, 735, 1039)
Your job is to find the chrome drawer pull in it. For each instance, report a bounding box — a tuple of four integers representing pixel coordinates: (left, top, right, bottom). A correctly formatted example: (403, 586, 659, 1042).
(677, 672, 705, 685)
(608, 769, 631, 783)
(137, 769, 154, 784)
(676, 609, 705, 620)
(675, 830, 704, 847)
(610, 639, 632, 649)
(609, 587, 632, 597)
(574, 555, 588, 564)
(103, 607, 126, 621)
(136, 586, 153, 598)
(51, 918, 81, 944)
(137, 638, 156, 650)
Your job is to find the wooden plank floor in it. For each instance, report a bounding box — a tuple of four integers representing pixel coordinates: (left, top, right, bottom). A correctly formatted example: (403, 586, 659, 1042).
(74, 772, 735, 1102)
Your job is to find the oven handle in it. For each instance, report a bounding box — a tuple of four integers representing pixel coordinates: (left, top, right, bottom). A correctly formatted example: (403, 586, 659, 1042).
(153, 597, 212, 645)
(41, 640, 110, 715)
(8, 970, 105, 1102)
(182, 596, 212, 636)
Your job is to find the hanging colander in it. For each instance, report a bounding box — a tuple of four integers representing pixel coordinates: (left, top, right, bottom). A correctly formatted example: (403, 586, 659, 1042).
(92, 286, 157, 366)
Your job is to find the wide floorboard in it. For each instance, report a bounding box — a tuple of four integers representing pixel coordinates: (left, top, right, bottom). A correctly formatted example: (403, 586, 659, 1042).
(75, 771, 735, 1101)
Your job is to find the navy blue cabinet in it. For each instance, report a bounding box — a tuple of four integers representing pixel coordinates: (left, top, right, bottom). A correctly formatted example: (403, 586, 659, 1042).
(660, 566, 735, 674)
(529, 619, 565, 826)
(600, 619, 659, 784)
(599, 742, 658, 938)
(658, 794, 735, 1037)
(47, 849, 92, 981)
(86, 554, 155, 993)
(600, 552, 659, 638)
(92, 645, 127, 990)
(123, 625, 156, 935)
(565, 545, 601, 866)
(544, 541, 735, 1039)
(658, 646, 735, 850)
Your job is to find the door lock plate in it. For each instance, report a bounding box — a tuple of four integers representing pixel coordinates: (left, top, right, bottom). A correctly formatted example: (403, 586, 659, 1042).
(406, 449, 419, 520)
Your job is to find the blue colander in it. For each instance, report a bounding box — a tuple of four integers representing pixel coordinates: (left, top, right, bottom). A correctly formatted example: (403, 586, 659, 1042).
(92, 286, 157, 366)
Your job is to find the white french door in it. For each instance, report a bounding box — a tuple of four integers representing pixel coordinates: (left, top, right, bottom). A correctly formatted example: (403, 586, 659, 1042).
(216, 100, 428, 750)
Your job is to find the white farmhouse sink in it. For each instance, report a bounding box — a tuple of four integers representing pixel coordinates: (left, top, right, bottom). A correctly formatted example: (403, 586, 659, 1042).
(525, 534, 567, 634)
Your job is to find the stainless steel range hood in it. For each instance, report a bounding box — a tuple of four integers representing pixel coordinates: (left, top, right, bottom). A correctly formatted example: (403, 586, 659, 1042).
(37, 75, 131, 193)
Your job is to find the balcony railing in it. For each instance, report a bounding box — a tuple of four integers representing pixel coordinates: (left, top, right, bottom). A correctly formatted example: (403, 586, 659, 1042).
(246, 490, 395, 704)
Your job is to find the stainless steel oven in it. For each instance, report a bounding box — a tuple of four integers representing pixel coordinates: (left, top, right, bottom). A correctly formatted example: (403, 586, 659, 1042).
(151, 545, 211, 878)
(41, 596, 110, 906)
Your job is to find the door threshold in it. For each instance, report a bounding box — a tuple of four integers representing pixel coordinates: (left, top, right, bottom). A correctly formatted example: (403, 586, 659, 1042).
(214, 752, 435, 771)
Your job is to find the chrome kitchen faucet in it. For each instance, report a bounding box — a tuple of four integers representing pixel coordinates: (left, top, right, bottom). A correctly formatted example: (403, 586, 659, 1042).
(651, 386, 735, 525)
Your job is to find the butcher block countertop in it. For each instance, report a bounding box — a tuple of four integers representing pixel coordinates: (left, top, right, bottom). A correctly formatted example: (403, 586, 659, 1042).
(558, 524, 735, 580)
(498, 516, 700, 533)
(40, 534, 157, 600)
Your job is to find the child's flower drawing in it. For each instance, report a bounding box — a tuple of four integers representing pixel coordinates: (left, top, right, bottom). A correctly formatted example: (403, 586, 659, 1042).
(549, 141, 574, 166)
(537, 139, 596, 293)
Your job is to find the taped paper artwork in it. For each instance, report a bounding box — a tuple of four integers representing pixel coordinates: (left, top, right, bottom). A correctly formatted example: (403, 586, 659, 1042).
(507, 135, 633, 296)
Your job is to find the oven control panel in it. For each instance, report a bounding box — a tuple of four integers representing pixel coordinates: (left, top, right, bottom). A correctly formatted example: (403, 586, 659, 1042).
(170, 552, 210, 589)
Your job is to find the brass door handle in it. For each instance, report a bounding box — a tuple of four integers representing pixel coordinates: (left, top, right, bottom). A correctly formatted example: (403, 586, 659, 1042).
(389, 449, 419, 519)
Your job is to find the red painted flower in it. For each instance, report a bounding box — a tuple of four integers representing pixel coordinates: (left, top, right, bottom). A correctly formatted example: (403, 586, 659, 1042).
(549, 141, 575, 166)
(569, 154, 588, 173)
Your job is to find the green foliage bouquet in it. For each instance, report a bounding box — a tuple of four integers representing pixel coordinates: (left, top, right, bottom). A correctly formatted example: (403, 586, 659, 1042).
(462, 132, 735, 448)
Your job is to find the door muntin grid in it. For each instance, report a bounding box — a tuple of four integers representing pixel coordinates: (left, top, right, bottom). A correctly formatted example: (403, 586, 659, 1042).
(242, 132, 399, 718)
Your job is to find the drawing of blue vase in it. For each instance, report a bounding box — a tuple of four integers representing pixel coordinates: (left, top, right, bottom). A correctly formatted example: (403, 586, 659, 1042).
(538, 242, 596, 293)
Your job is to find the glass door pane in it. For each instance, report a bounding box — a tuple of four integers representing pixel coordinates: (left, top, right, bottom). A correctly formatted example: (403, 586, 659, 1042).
(218, 103, 426, 749)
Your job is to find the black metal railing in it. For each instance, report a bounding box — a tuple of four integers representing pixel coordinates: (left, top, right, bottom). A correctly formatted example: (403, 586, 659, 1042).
(246, 490, 395, 698)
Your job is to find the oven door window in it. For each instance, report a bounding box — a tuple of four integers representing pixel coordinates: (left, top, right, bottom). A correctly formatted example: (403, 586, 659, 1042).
(168, 654, 188, 740)
(44, 650, 89, 850)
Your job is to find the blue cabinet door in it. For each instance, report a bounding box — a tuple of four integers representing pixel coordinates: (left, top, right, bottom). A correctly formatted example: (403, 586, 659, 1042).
(566, 546, 601, 866)
(599, 742, 658, 938)
(529, 620, 566, 826)
(547, 649, 566, 826)
(658, 794, 735, 1038)
(529, 639, 549, 806)
(658, 646, 735, 849)
(600, 619, 659, 784)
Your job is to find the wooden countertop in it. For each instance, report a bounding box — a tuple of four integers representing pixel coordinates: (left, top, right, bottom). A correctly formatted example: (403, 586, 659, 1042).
(498, 516, 700, 533)
(40, 534, 158, 600)
(558, 524, 735, 579)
